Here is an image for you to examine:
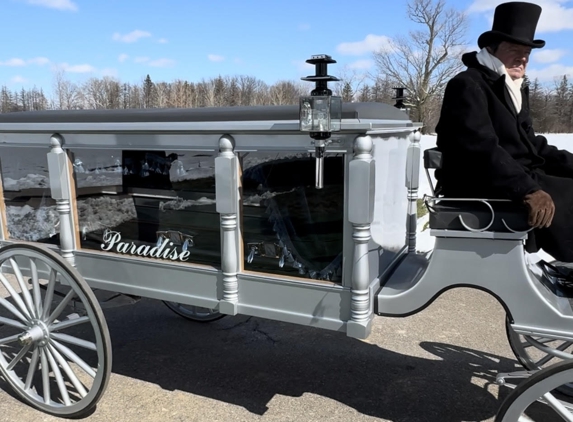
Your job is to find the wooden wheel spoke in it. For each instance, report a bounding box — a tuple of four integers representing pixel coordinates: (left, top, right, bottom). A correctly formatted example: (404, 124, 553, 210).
(51, 333, 96, 351)
(7, 343, 31, 371)
(0, 333, 22, 346)
(48, 344, 88, 398)
(45, 347, 71, 406)
(46, 290, 76, 326)
(24, 348, 40, 390)
(0, 273, 32, 320)
(50, 316, 90, 332)
(0, 315, 26, 330)
(0, 296, 28, 323)
(40, 349, 51, 404)
(9, 258, 36, 319)
(542, 392, 573, 421)
(29, 258, 43, 319)
(50, 339, 96, 379)
(42, 269, 57, 321)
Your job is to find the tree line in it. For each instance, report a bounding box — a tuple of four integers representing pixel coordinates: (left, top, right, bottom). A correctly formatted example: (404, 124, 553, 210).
(0, 71, 400, 113)
(3, 71, 573, 134)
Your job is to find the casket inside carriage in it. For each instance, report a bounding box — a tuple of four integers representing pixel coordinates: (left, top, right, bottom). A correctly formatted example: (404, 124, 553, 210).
(71, 150, 346, 281)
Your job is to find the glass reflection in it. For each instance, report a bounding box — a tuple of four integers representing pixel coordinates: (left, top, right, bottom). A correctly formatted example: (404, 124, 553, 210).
(71, 149, 220, 267)
(0, 147, 58, 243)
(240, 152, 344, 283)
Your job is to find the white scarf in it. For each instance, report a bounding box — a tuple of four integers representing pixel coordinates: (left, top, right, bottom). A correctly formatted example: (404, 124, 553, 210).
(476, 48, 524, 113)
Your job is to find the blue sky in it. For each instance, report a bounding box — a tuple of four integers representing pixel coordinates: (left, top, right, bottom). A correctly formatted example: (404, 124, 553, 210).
(2, 0, 573, 96)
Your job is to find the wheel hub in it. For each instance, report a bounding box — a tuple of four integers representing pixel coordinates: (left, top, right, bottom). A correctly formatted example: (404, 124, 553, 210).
(18, 321, 49, 346)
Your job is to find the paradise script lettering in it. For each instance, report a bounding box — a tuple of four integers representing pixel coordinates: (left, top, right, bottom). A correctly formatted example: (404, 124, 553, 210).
(101, 230, 191, 262)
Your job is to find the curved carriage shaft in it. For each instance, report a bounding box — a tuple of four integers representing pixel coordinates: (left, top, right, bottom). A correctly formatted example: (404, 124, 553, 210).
(0, 244, 111, 418)
(496, 361, 573, 422)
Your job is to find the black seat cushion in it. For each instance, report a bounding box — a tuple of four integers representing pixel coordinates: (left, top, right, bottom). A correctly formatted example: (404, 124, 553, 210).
(428, 199, 530, 232)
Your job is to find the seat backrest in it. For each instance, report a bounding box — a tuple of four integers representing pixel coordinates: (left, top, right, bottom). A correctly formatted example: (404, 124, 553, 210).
(423, 147, 442, 196)
(423, 147, 442, 170)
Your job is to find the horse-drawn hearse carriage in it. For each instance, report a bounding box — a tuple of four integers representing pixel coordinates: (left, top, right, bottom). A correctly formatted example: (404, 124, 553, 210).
(0, 57, 573, 421)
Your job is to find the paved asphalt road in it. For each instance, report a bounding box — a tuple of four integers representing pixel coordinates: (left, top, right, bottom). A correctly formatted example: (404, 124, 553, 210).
(0, 287, 524, 422)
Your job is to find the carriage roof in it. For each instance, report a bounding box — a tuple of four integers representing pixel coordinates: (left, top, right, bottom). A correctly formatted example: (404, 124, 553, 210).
(0, 102, 409, 123)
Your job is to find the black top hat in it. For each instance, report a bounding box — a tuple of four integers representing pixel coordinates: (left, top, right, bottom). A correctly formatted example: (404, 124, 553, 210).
(478, 2, 545, 49)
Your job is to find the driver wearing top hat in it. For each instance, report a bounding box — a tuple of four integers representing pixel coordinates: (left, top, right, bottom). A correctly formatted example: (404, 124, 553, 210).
(435, 1, 573, 263)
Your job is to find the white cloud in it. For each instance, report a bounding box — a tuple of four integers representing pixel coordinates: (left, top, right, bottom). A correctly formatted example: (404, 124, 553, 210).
(348, 59, 374, 70)
(0, 58, 26, 66)
(0, 57, 50, 67)
(148, 58, 175, 67)
(100, 68, 118, 77)
(11, 76, 27, 83)
(208, 54, 225, 62)
(527, 63, 573, 82)
(292, 59, 314, 72)
(60, 63, 96, 73)
(157, 38, 168, 44)
(118, 54, 129, 63)
(134, 56, 150, 63)
(24, 0, 77, 11)
(468, 0, 573, 32)
(533, 48, 567, 63)
(337, 34, 393, 56)
(27, 57, 50, 65)
(112, 30, 152, 43)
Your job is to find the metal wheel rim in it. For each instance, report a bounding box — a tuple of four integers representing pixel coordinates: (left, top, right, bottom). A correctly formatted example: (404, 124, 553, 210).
(506, 317, 573, 396)
(496, 361, 573, 421)
(163, 301, 224, 322)
(0, 245, 111, 417)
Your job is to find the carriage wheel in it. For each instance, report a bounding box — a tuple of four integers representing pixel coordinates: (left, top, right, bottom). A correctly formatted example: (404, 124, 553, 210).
(0, 244, 112, 418)
(162, 301, 225, 322)
(495, 359, 573, 421)
(506, 316, 573, 396)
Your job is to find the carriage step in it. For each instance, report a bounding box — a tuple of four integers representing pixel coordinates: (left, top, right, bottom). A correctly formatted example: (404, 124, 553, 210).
(540, 260, 573, 286)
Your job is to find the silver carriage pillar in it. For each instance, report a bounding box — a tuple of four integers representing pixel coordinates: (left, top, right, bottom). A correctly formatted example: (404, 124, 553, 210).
(405, 130, 422, 252)
(216, 134, 240, 315)
(47, 134, 76, 267)
(347, 135, 375, 339)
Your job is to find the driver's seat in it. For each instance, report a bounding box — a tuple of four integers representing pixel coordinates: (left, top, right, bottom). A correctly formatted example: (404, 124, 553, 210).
(422, 147, 531, 233)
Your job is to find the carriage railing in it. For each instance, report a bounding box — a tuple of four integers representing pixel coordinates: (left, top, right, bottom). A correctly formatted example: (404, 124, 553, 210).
(421, 147, 534, 238)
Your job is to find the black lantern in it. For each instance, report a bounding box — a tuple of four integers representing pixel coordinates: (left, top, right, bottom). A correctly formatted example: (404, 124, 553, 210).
(300, 54, 342, 189)
(393, 87, 408, 111)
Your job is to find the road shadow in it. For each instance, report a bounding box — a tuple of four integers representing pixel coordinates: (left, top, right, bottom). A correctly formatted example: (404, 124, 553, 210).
(94, 298, 520, 422)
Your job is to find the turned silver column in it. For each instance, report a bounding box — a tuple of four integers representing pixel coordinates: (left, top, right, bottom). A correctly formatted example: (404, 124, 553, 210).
(347, 135, 375, 339)
(405, 130, 422, 252)
(47, 134, 76, 267)
(216, 134, 239, 315)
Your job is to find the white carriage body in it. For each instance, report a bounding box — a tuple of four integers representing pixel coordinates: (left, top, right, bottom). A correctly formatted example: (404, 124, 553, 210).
(0, 103, 419, 339)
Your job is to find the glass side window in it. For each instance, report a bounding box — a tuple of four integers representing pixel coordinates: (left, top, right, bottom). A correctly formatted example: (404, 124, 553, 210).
(0, 147, 59, 243)
(240, 152, 344, 283)
(70, 149, 220, 267)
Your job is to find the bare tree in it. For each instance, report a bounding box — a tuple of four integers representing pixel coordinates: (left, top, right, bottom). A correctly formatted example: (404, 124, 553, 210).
(373, 0, 468, 132)
(52, 69, 81, 110)
(333, 66, 367, 100)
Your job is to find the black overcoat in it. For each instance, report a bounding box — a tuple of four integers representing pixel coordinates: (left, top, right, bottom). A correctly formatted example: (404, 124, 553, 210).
(435, 51, 573, 261)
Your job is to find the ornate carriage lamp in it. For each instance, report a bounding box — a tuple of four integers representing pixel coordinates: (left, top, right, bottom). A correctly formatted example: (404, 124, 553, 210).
(299, 54, 342, 189)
